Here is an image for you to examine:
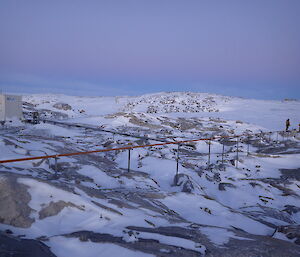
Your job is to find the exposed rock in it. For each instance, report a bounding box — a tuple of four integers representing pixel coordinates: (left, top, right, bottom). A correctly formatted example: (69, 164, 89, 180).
(213, 172, 221, 182)
(0, 174, 34, 228)
(173, 173, 185, 186)
(63, 230, 203, 257)
(39, 200, 84, 220)
(260, 178, 298, 197)
(4, 229, 13, 234)
(242, 205, 295, 225)
(280, 168, 300, 181)
(102, 140, 114, 148)
(277, 225, 300, 245)
(182, 179, 194, 193)
(53, 102, 72, 111)
(91, 200, 123, 216)
(218, 182, 236, 191)
(249, 182, 262, 188)
(283, 205, 300, 215)
(173, 174, 195, 193)
(127, 226, 300, 257)
(205, 171, 222, 183)
(0, 232, 56, 257)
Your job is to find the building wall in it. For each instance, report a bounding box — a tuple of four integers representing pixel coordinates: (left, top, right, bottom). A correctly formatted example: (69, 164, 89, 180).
(0, 94, 23, 121)
(0, 95, 5, 121)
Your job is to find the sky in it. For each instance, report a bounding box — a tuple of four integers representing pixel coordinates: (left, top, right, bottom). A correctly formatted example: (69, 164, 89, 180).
(0, 0, 299, 99)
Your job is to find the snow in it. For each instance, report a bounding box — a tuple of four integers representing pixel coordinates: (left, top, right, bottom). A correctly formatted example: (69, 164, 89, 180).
(76, 165, 120, 189)
(48, 237, 155, 257)
(199, 227, 252, 246)
(1, 92, 300, 256)
(23, 92, 300, 131)
(161, 192, 273, 236)
(32, 123, 81, 137)
(137, 232, 206, 254)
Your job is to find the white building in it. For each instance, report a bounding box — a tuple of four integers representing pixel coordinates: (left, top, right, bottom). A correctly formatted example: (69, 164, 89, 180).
(0, 94, 23, 121)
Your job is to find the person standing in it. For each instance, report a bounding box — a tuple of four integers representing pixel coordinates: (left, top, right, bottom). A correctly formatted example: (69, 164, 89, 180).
(286, 119, 290, 132)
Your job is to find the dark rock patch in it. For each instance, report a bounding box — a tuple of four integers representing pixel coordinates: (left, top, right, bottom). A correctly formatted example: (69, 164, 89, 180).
(280, 168, 300, 181)
(63, 230, 202, 257)
(283, 205, 300, 215)
(218, 182, 236, 191)
(53, 103, 72, 111)
(39, 200, 84, 220)
(277, 225, 300, 245)
(0, 232, 57, 257)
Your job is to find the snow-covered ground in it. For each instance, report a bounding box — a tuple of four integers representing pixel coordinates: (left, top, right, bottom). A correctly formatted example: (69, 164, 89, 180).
(1, 92, 300, 256)
(23, 92, 300, 130)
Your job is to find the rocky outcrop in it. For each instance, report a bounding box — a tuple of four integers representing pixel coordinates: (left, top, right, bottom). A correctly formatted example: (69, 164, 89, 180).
(39, 200, 84, 220)
(173, 174, 195, 193)
(276, 225, 300, 245)
(0, 231, 57, 257)
(53, 102, 72, 111)
(0, 175, 34, 228)
(218, 182, 236, 191)
(63, 230, 203, 257)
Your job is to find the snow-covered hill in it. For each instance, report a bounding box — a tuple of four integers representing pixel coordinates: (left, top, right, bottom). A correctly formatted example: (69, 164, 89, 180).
(119, 92, 232, 113)
(23, 92, 300, 130)
(1, 92, 300, 257)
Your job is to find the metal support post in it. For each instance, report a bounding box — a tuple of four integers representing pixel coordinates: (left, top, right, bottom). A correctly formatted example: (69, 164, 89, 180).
(174, 143, 180, 185)
(176, 144, 180, 176)
(247, 139, 250, 156)
(208, 140, 211, 166)
(221, 143, 224, 165)
(127, 149, 131, 172)
(236, 137, 239, 168)
(245, 136, 249, 155)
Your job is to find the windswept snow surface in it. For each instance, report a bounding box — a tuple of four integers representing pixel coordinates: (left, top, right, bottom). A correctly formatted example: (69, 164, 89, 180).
(1, 92, 300, 256)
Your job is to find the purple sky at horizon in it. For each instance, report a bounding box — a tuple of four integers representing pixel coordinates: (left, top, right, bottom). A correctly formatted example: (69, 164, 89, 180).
(0, 0, 299, 99)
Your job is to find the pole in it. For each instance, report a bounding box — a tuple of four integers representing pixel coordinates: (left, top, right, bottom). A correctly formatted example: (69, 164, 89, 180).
(208, 140, 211, 166)
(127, 149, 131, 172)
(221, 142, 224, 165)
(175, 143, 180, 185)
(247, 137, 250, 156)
(176, 144, 180, 176)
(236, 137, 239, 168)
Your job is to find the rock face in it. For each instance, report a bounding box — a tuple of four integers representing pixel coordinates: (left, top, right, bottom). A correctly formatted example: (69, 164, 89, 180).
(0, 232, 57, 257)
(0, 175, 34, 228)
(121, 92, 224, 113)
(277, 225, 300, 245)
(53, 102, 72, 111)
(39, 201, 83, 219)
(173, 174, 195, 193)
(64, 230, 203, 257)
(218, 182, 236, 191)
